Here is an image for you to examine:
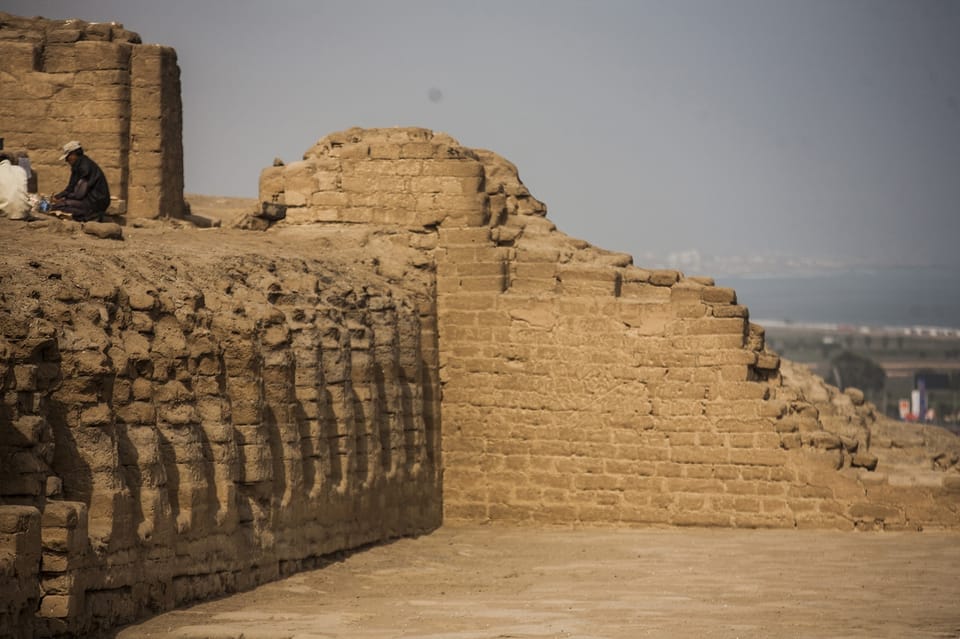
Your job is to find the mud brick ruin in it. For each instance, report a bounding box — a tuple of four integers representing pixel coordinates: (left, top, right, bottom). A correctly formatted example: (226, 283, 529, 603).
(1, 13, 958, 639)
(0, 13, 185, 218)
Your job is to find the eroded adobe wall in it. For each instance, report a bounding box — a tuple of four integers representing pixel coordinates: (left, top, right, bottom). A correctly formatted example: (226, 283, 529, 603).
(1, 124, 958, 637)
(0, 243, 441, 637)
(262, 127, 960, 532)
(0, 12, 185, 218)
(430, 152, 958, 530)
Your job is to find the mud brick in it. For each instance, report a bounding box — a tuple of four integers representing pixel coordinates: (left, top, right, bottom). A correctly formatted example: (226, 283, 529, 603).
(0, 506, 40, 537)
(38, 594, 80, 619)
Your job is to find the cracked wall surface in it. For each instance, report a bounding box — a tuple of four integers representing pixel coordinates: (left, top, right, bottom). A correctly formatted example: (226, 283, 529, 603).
(0, 238, 442, 636)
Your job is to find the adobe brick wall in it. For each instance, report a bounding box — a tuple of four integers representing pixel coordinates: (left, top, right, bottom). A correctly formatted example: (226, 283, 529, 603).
(265, 126, 960, 533)
(0, 12, 185, 218)
(1, 94, 958, 638)
(0, 244, 442, 637)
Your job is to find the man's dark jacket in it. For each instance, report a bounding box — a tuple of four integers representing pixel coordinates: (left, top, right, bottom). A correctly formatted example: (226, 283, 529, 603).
(58, 154, 110, 212)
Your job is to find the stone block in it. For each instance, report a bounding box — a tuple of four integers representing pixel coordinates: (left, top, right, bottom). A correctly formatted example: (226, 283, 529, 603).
(311, 191, 349, 207)
(755, 353, 780, 370)
(728, 449, 786, 467)
(714, 417, 771, 433)
(130, 43, 174, 82)
(12, 365, 38, 391)
(80, 403, 112, 426)
(712, 304, 749, 318)
(38, 594, 79, 619)
(400, 142, 439, 159)
(44, 41, 132, 72)
(697, 350, 758, 367)
(746, 323, 766, 351)
(620, 282, 672, 303)
(649, 270, 681, 286)
(157, 404, 199, 426)
(410, 175, 483, 194)
(48, 99, 129, 120)
(239, 444, 274, 483)
(510, 262, 556, 281)
(40, 525, 86, 554)
(72, 351, 112, 376)
(46, 477, 63, 498)
(844, 387, 865, 405)
(341, 174, 406, 194)
(651, 399, 706, 417)
(421, 159, 484, 177)
(802, 431, 842, 450)
(672, 302, 709, 319)
(130, 377, 153, 401)
(2, 416, 46, 447)
(670, 281, 704, 303)
(726, 433, 755, 448)
(848, 502, 903, 524)
(674, 318, 746, 336)
(850, 452, 878, 471)
(0, 40, 40, 70)
(430, 193, 486, 214)
(0, 506, 40, 535)
(349, 158, 420, 176)
(701, 286, 737, 304)
(717, 365, 750, 382)
(259, 166, 284, 200)
(715, 382, 770, 400)
(40, 572, 76, 596)
(40, 502, 86, 530)
(670, 446, 729, 465)
(369, 143, 401, 159)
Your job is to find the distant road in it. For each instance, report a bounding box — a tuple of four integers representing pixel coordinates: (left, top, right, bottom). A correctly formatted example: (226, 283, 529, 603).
(757, 319, 960, 338)
(878, 360, 960, 378)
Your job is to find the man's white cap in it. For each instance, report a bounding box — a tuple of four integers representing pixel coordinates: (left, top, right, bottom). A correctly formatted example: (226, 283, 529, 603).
(59, 140, 82, 161)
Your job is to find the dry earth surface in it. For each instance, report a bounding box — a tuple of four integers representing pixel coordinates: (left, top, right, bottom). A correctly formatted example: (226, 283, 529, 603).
(1, 195, 412, 283)
(115, 524, 960, 639)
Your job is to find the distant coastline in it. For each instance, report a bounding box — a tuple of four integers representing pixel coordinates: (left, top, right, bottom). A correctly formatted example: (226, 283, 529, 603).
(753, 319, 960, 339)
(718, 265, 960, 331)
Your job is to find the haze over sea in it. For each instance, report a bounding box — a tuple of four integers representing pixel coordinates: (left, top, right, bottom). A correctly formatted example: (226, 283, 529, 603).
(717, 265, 960, 330)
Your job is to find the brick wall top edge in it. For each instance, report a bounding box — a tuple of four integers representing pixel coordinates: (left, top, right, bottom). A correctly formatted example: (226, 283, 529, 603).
(304, 127, 469, 159)
(0, 11, 143, 44)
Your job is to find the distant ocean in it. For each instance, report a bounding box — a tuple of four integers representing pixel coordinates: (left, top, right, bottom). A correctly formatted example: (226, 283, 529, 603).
(717, 266, 960, 330)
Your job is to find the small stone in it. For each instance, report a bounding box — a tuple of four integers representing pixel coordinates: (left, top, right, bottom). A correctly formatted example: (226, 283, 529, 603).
(851, 451, 878, 471)
(82, 222, 123, 240)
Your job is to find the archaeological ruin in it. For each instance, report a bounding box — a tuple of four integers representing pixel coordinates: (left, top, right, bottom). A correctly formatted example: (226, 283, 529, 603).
(0, 12, 185, 219)
(1, 12, 958, 639)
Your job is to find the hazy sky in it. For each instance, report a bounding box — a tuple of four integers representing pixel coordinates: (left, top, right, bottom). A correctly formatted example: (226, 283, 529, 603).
(8, 1, 960, 270)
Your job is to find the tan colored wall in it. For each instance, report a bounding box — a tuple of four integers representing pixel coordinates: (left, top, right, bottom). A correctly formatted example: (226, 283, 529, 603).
(264, 127, 960, 533)
(2, 121, 959, 637)
(0, 12, 184, 218)
(259, 127, 485, 228)
(0, 246, 442, 637)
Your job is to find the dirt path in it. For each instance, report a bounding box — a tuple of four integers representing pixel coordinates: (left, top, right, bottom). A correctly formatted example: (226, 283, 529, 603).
(115, 525, 960, 639)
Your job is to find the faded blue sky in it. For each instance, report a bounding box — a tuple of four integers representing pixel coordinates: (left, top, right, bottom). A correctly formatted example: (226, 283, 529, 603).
(6, 0, 960, 270)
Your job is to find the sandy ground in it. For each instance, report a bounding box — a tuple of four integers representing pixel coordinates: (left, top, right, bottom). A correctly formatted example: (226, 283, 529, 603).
(115, 525, 960, 639)
(0, 195, 419, 287)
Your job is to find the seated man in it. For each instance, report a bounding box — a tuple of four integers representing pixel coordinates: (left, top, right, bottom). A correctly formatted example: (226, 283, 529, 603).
(0, 152, 31, 221)
(50, 140, 111, 222)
